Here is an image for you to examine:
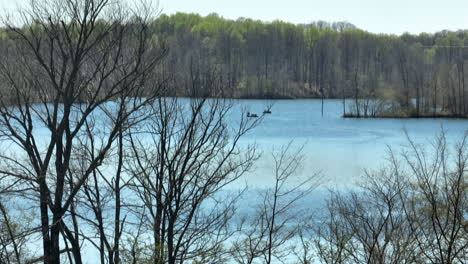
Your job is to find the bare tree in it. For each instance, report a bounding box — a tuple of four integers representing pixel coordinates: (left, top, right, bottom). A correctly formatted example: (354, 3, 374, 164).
(396, 131, 468, 264)
(0, 0, 167, 263)
(231, 142, 320, 264)
(0, 200, 24, 264)
(71, 118, 133, 264)
(0, 169, 36, 264)
(316, 130, 468, 264)
(315, 171, 419, 264)
(124, 84, 261, 264)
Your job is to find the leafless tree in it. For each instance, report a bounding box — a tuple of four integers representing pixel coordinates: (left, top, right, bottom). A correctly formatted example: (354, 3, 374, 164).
(231, 142, 320, 264)
(123, 79, 261, 264)
(395, 131, 468, 264)
(0, 0, 167, 263)
(315, 130, 468, 264)
(0, 168, 36, 264)
(315, 171, 419, 264)
(0, 200, 23, 264)
(69, 118, 134, 264)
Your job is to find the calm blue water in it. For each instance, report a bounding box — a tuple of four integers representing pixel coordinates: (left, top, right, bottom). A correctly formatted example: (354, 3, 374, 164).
(4, 99, 467, 263)
(4, 98, 466, 187)
(233, 99, 468, 187)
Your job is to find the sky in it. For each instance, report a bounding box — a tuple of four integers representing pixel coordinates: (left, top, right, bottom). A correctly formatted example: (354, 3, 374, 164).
(1, 0, 468, 35)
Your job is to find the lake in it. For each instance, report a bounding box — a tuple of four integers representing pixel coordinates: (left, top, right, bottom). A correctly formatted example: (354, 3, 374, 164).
(2, 98, 467, 263)
(233, 99, 468, 188)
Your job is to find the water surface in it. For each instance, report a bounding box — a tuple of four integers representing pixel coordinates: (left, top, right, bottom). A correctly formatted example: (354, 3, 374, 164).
(234, 99, 468, 187)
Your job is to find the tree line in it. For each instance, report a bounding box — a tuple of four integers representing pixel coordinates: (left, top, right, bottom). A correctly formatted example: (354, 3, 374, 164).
(149, 12, 468, 117)
(2, 10, 468, 117)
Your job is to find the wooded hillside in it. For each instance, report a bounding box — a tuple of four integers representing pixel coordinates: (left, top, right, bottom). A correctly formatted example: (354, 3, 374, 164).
(2, 12, 468, 116)
(153, 13, 468, 117)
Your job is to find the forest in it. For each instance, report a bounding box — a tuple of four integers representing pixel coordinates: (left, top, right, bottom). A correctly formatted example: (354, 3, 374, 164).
(2, 11, 468, 117)
(150, 12, 468, 117)
(0, 0, 466, 264)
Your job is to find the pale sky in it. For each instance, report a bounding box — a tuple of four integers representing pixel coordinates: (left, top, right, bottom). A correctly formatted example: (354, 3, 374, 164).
(1, 0, 468, 35)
